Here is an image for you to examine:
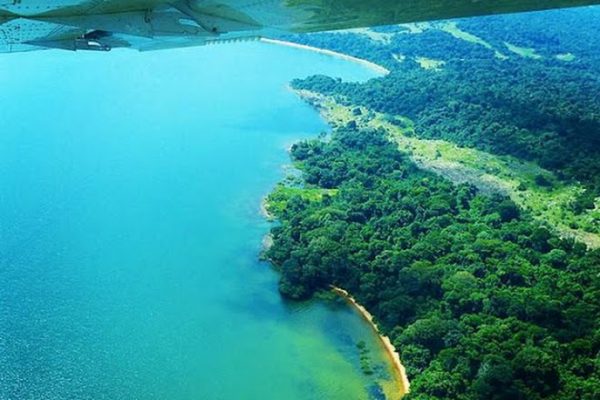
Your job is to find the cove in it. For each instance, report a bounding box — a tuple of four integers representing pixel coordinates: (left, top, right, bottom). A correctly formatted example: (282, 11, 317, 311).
(0, 42, 400, 400)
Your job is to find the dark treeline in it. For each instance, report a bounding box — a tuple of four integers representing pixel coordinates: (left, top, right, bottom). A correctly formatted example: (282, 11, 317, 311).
(266, 126, 600, 400)
(284, 7, 600, 214)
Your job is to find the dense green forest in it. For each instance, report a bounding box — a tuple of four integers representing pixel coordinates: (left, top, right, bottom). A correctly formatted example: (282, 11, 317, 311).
(283, 7, 600, 215)
(265, 127, 600, 400)
(268, 7, 600, 400)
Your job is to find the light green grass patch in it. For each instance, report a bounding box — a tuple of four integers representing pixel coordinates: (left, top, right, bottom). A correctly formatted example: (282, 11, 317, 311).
(556, 53, 576, 62)
(393, 54, 406, 63)
(439, 22, 491, 47)
(436, 22, 508, 60)
(504, 42, 542, 59)
(343, 28, 395, 44)
(398, 22, 431, 34)
(415, 56, 445, 70)
(298, 91, 599, 248)
(267, 184, 338, 216)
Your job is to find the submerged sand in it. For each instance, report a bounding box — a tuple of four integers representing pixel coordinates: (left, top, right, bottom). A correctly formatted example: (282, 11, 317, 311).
(332, 286, 410, 398)
(259, 40, 403, 395)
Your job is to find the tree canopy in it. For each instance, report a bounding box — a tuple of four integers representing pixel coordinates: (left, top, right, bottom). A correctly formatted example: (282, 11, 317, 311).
(266, 126, 600, 400)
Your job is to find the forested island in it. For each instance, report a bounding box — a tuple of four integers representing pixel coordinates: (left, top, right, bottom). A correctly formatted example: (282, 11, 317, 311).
(265, 7, 600, 400)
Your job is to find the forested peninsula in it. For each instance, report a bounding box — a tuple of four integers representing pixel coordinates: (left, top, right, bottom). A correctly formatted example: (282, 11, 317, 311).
(264, 7, 599, 400)
(265, 124, 599, 400)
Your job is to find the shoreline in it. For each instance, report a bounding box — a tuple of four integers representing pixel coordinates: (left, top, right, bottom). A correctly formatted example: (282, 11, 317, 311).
(260, 196, 274, 221)
(260, 38, 390, 76)
(260, 42, 402, 396)
(331, 286, 410, 397)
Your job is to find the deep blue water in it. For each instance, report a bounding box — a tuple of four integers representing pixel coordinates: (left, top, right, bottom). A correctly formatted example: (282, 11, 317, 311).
(0, 42, 400, 399)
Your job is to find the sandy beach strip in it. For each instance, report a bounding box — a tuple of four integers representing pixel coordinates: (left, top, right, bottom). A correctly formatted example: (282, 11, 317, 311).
(260, 38, 390, 76)
(331, 286, 410, 395)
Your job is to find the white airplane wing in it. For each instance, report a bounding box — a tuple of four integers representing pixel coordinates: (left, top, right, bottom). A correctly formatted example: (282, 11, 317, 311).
(0, 0, 597, 53)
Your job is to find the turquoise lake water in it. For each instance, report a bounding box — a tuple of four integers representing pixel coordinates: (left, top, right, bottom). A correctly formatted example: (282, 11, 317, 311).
(0, 42, 400, 400)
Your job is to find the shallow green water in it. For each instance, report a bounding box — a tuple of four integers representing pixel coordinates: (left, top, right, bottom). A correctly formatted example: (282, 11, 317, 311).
(0, 42, 399, 400)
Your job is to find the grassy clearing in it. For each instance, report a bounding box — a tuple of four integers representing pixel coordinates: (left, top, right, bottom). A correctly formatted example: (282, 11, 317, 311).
(398, 22, 431, 34)
(504, 42, 543, 59)
(438, 22, 508, 60)
(297, 90, 599, 248)
(415, 56, 445, 70)
(267, 184, 338, 216)
(343, 28, 394, 44)
(439, 22, 492, 48)
(393, 53, 406, 63)
(556, 53, 576, 61)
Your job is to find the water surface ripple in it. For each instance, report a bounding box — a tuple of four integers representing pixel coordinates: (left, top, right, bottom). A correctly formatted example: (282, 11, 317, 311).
(0, 43, 396, 400)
